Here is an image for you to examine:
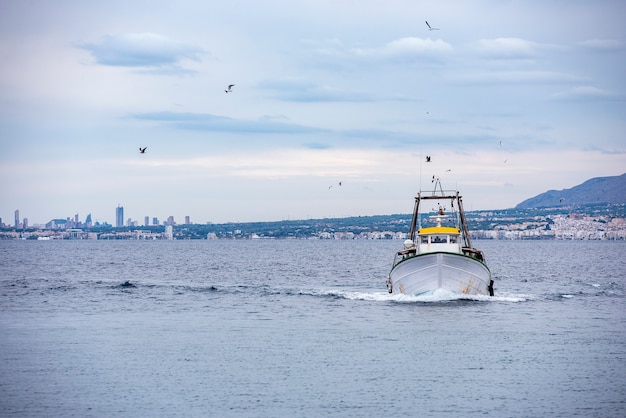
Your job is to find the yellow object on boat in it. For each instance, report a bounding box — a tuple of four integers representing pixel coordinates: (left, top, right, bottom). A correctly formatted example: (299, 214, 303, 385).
(418, 226, 460, 234)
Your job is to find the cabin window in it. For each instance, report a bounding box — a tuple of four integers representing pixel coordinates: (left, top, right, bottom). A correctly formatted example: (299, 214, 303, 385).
(432, 235, 447, 243)
(420, 236, 429, 244)
(449, 236, 457, 243)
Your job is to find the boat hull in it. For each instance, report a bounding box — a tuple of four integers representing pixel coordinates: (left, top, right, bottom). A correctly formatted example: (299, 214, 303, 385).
(388, 252, 493, 296)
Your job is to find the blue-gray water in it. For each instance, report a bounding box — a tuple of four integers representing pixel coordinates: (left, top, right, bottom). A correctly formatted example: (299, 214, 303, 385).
(1, 240, 625, 417)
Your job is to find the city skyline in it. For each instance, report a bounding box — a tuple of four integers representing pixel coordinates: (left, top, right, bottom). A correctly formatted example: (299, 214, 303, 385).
(2, 202, 624, 242)
(1, 205, 192, 229)
(1, 1, 625, 224)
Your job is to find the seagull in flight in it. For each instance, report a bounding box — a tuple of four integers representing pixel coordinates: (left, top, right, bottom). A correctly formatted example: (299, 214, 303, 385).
(225, 84, 235, 93)
(425, 20, 439, 31)
(426, 156, 431, 162)
(139, 147, 147, 154)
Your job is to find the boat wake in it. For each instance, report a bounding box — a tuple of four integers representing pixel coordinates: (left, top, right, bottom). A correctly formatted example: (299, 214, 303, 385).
(100, 281, 592, 305)
(300, 288, 530, 303)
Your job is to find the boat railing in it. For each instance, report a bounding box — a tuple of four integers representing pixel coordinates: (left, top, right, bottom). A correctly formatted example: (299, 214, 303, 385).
(392, 240, 417, 266)
(396, 247, 416, 257)
(462, 247, 486, 262)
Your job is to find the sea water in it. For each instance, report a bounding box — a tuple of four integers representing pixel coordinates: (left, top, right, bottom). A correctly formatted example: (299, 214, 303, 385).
(1, 240, 624, 417)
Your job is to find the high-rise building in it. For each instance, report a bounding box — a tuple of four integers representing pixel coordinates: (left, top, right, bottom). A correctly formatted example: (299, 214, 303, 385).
(23, 218, 28, 229)
(85, 213, 92, 226)
(185, 216, 190, 225)
(152, 217, 158, 225)
(145, 216, 149, 226)
(14, 210, 19, 228)
(116, 205, 124, 227)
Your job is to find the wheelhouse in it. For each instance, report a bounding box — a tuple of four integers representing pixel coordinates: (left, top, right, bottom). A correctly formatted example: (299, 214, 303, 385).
(417, 226, 462, 254)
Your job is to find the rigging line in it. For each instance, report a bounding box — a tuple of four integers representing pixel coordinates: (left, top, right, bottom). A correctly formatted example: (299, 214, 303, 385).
(418, 149, 423, 194)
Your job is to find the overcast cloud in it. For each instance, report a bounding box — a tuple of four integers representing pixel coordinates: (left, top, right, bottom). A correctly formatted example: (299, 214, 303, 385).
(1, 0, 624, 225)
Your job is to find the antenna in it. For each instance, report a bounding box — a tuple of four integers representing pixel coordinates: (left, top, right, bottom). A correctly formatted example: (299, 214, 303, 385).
(431, 176, 445, 195)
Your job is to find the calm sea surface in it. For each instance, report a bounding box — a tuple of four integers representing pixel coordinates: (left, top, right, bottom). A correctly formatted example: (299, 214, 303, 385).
(1, 240, 625, 417)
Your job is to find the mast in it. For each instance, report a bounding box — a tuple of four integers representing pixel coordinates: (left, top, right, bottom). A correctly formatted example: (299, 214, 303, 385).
(456, 192, 473, 248)
(408, 192, 421, 241)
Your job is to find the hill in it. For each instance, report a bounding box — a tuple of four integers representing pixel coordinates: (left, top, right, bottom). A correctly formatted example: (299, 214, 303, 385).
(515, 173, 626, 209)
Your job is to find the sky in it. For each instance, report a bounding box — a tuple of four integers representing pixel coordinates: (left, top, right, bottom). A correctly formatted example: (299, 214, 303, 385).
(1, 0, 625, 226)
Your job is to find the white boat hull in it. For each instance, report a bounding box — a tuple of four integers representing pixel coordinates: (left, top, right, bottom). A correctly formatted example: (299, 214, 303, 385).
(388, 252, 492, 296)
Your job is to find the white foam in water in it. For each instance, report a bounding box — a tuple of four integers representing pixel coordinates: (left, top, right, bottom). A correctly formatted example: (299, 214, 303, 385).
(306, 288, 530, 303)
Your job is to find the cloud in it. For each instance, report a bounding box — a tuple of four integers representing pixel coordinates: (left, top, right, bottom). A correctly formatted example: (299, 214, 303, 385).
(550, 85, 622, 101)
(79, 33, 203, 71)
(301, 37, 452, 68)
(583, 145, 626, 155)
(304, 142, 332, 150)
(122, 148, 405, 180)
(303, 38, 345, 56)
(258, 78, 381, 102)
(471, 38, 540, 59)
(131, 111, 327, 134)
(578, 39, 624, 51)
(351, 37, 453, 59)
(450, 70, 583, 84)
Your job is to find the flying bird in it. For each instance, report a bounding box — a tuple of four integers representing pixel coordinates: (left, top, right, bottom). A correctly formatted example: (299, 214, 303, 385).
(338, 181, 342, 186)
(426, 156, 431, 162)
(499, 141, 503, 147)
(139, 147, 147, 154)
(425, 20, 439, 31)
(225, 84, 235, 93)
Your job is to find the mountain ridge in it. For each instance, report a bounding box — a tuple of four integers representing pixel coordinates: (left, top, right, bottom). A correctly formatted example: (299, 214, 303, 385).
(515, 173, 626, 209)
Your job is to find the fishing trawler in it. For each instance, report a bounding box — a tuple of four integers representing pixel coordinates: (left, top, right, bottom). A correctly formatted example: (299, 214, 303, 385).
(386, 178, 494, 296)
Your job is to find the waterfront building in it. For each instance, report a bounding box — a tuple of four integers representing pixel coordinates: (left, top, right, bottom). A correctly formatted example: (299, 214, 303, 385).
(14, 209, 19, 228)
(116, 205, 124, 227)
(45, 219, 68, 229)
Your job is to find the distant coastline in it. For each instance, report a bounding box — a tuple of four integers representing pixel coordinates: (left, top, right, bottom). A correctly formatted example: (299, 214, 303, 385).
(1, 203, 624, 241)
